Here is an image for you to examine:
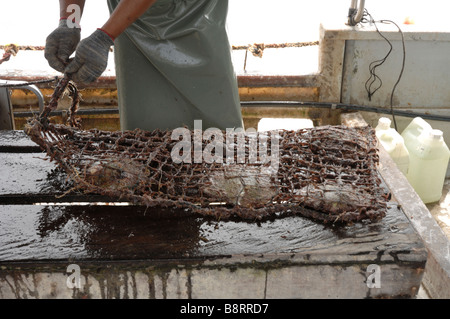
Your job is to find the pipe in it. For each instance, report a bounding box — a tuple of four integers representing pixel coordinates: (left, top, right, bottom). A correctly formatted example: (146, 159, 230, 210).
(240, 101, 450, 122)
(16, 84, 45, 114)
(14, 101, 450, 123)
(0, 80, 45, 130)
(348, 0, 365, 26)
(0, 80, 45, 113)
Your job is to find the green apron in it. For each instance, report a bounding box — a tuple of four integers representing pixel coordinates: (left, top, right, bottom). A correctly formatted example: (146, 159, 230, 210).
(107, 0, 244, 131)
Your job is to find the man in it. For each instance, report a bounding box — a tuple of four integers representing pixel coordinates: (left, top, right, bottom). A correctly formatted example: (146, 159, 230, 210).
(45, 0, 244, 131)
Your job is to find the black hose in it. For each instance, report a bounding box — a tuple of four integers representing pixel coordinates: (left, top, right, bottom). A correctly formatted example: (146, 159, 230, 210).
(13, 100, 450, 122)
(240, 101, 450, 122)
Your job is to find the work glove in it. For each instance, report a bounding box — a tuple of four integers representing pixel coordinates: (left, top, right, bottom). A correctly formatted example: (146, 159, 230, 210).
(65, 29, 114, 84)
(45, 19, 81, 73)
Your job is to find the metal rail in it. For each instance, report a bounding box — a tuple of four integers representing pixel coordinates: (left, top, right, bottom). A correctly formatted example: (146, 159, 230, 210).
(0, 80, 45, 129)
(13, 101, 450, 123)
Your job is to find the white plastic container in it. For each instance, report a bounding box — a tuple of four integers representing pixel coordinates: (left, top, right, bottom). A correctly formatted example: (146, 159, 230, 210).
(401, 117, 432, 151)
(406, 129, 450, 203)
(375, 117, 393, 132)
(375, 118, 409, 176)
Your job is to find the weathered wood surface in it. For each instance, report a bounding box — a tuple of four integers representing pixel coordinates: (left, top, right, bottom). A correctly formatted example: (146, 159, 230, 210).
(0, 130, 41, 152)
(0, 130, 427, 299)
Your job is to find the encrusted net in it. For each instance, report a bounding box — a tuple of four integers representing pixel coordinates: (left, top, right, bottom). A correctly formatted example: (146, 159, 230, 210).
(25, 77, 389, 224)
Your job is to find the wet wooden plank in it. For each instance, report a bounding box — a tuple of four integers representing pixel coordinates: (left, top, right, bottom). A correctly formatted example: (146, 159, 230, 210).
(0, 152, 63, 195)
(0, 202, 426, 262)
(0, 201, 427, 299)
(0, 130, 428, 262)
(0, 135, 427, 263)
(0, 140, 427, 263)
(0, 130, 41, 152)
(0, 145, 428, 263)
(0, 131, 112, 202)
(0, 152, 123, 203)
(0, 129, 428, 298)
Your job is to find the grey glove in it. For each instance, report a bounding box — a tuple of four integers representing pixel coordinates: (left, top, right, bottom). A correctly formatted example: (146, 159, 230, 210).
(45, 19, 81, 73)
(65, 29, 114, 84)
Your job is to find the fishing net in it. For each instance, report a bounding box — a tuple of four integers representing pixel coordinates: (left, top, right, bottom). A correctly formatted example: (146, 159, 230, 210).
(24, 76, 389, 224)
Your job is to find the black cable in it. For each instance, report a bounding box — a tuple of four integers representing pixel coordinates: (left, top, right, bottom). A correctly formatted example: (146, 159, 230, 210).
(361, 10, 406, 131)
(381, 19, 406, 131)
(363, 12, 393, 102)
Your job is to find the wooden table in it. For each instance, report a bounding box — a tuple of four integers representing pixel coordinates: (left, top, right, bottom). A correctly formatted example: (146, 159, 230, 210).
(0, 129, 427, 299)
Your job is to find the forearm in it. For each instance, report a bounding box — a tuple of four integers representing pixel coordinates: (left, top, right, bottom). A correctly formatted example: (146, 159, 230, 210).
(59, 0, 86, 19)
(101, 0, 157, 39)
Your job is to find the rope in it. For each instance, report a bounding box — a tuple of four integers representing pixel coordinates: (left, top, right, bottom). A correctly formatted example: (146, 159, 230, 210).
(0, 44, 19, 65)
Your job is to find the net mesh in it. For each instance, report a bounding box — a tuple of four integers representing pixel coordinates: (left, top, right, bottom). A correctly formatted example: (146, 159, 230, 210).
(24, 77, 389, 224)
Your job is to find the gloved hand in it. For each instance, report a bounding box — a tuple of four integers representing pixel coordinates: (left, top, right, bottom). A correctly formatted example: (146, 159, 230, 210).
(65, 29, 114, 84)
(45, 19, 81, 73)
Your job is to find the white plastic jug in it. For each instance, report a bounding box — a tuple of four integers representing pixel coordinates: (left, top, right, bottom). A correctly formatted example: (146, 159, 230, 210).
(375, 117, 393, 132)
(406, 129, 450, 204)
(375, 118, 409, 176)
(401, 117, 432, 151)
